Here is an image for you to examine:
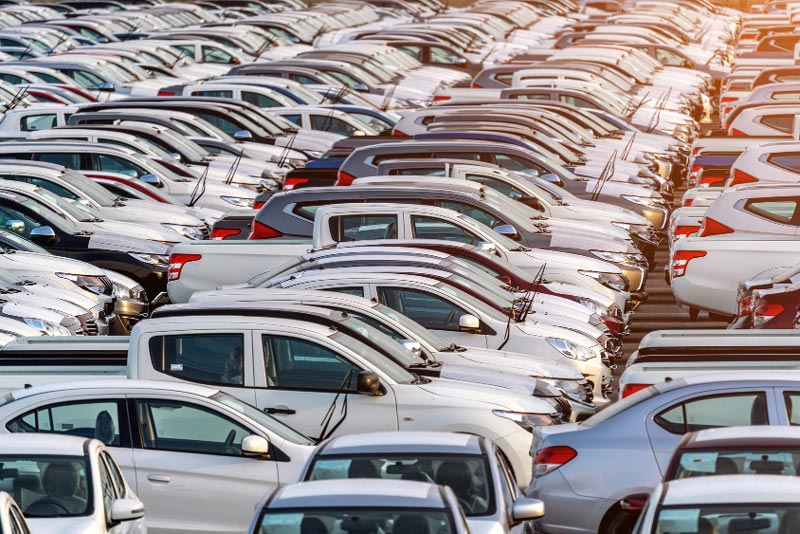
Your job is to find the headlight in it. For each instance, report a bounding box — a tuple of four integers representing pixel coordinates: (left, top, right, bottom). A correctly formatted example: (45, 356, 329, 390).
(23, 318, 72, 336)
(553, 379, 588, 403)
(492, 410, 555, 432)
(162, 224, 204, 241)
(220, 196, 255, 208)
(621, 195, 661, 208)
(546, 337, 595, 361)
(577, 297, 605, 315)
(590, 250, 627, 264)
(579, 270, 630, 292)
(128, 253, 169, 266)
(56, 273, 109, 295)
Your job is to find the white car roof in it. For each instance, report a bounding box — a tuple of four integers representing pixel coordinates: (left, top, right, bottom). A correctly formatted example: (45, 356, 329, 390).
(280, 270, 442, 287)
(10, 379, 218, 402)
(690, 426, 800, 443)
(0, 433, 89, 457)
(269, 479, 446, 509)
(663, 475, 800, 505)
(317, 431, 484, 456)
(639, 329, 800, 348)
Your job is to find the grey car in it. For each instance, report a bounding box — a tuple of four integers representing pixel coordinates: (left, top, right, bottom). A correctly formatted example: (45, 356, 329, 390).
(526, 373, 800, 534)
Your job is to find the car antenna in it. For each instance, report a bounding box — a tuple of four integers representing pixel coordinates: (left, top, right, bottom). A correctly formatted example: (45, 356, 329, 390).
(187, 164, 209, 207)
(317, 367, 354, 442)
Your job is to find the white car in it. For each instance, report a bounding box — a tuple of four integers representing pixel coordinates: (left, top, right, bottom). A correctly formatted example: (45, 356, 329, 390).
(249, 479, 475, 534)
(727, 141, 800, 187)
(696, 183, 800, 238)
(0, 434, 145, 534)
(0, 380, 316, 534)
(727, 103, 800, 136)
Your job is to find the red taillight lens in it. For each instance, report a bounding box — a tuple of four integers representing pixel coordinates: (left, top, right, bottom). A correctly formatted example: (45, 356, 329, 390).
(470, 82, 483, 88)
(720, 96, 738, 103)
(433, 95, 450, 102)
(673, 225, 699, 238)
(167, 253, 202, 282)
(336, 171, 357, 186)
(392, 129, 408, 136)
(753, 303, 786, 328)
(283, 177, 309, 190)
(692, 146, 702, 156)
(622, 383, 651, 398)
(671, 250, 707, 279)
(253, 200, 266, 210)
(620, 493, 649, 512)
(248, 220, 283, 240)
(729, 168, 758, 187)
(211, 227, 241, 240)
(690, 164, 702, 175)
(534, 446, 577, 476)
(698, 217, 734, 237)
(157, 90, 175, 96)
(730, 128, 746, 137)
(683, 198, 693, 207)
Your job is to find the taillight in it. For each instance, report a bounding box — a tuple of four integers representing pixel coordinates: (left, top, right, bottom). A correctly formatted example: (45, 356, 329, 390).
(336, 171, 357, 186)
(392, 129, 408, 136)
(690, 164, 702, 175)
(730, 128, 746, 136)
(157, 90, 175, 96)
(168, 253, 201, 282)
(720, 96, 738, 103)
(283, 177, 309, 190)
(692, 146, 702, 156)
(248, 220, 283, 240)
(211, 227, 241, 240)
(753, 303, 785, 328)
(433, 95, 450, 102)
(729, 169, 758, 187)
(253, 200, 265, 210)
(471, 82, 483, 88)
(698, 217, 734, 237)
(673, 225, 699, 238)
(533, 446, 576, 476)
(683, 198, 693, 207)
(671, 250, 707, 279)
(622, 383, 650, 398)
(620, 493, 649, 512)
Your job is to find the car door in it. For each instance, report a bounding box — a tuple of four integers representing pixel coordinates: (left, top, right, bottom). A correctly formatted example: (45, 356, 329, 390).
(644, 388, 774, 475)
(251, 326, 398, 439)
(130, 396, 279, 534)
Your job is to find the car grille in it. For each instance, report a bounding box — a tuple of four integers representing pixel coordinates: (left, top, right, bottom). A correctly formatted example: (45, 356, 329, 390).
(201, 223, 211, 240)
(77, 312, 99, 336)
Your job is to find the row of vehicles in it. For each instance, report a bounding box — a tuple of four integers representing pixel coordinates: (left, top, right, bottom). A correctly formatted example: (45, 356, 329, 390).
(0, 0, 798, 533)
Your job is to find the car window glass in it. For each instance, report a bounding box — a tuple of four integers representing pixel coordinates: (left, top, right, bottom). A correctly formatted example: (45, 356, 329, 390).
(0, 74, 25, 84)
(465, 174, 524, 199)
(399, 45, 423, 60)
(94, 154, 144, 177)
(136, 399, 251, 456)
(655, 48, 686, 66)
(14, 177, 78, 200)
(328, 214, 398, 242)
(33, 153, 80, 169)
(759, 114, 794, 133)
(744, 199, 798, 224)
(193, 90, 232, 98)
(202, 46, 233, 63)
(262, 334, 361, 390)
(100, 452, 125, 498)
(430, 46, 459, 63)
(771, 91, 800, 101)
(437, 200, 501, 228)
(783, 392, 800, 425)
(20, 115, 56, 132)
(654, 393, 769, 434)
(494, 154, 540, 176)
(411, 215, 482, 245)
(352, 113, 391, 133)
(495, 451, 518, 520)
(242, 91, 281, 108)
(6, 457, 90, 517)
(377, 287, 468, 331)
(97, 455, 116, 525)
(768, 153, 800, 172)
(148, 333, 245, 387)
(288, 74, 316, 84)
(281, 114, 302, 125)
(0, 204, 42, 238)
(327, 287, 364, 297)
(6, 400, 126, 446)
(310, 115, 357, 136)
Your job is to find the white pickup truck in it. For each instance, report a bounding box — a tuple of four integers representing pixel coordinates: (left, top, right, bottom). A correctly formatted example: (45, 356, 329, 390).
(167, 203, 628, 306)
(670, 234, 800, 317)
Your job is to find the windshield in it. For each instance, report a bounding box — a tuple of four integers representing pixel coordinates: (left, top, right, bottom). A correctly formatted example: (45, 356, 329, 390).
(454, 213, 521, 251)
(0, 455, 91, 518)
(211, 392, 314, 445)
(307, 454, 493, 516)
(59, 169, 119, 207)
(338, 319, 419, 382)
(654, 505, 800, 534)
(435, 281, 507, 323)
(373, 303, 453, 351)
(671, 449, 800, 479)
(35, 187, 103, 222)
(0, 229, 47, 252)
(257, 509, 455, 534)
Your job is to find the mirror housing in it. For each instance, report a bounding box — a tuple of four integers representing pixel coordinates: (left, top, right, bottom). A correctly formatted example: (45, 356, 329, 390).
(29, 226, 57, 247)
(511, 498, 545, 524)
(353, 83, 369, 93)
(110, 498, 145, 523)
(458, 314, 481, 332)
(140, 174, 163, 188)
(233, 130, 253, 141)
(97, 82, 115, 92)
(400, 339, 423, 358)
(4, 219, 23, 233)
(495, 224, 521, 241)
(356, 371, 382, 396)
(454, 57, 468, 66)
(241, 435, 270, 458)
(521, 196, 544, 211)
(476, 241, 497, 255)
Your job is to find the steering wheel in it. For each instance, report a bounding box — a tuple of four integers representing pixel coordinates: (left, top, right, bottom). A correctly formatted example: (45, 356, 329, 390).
(26, 498, 72, 516)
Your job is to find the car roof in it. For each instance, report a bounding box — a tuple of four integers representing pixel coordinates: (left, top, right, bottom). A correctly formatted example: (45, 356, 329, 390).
(10, 378, 218, 401)
(317, 431, 484, 456)
(0, 432, 89, 456)
(681, 426, 800, 449)
(269, 479, 446, 509)
(663, 475, 800, 505)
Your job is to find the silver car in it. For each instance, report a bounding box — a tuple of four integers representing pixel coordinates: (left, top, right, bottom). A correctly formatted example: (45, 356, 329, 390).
(527, 373, 800, 534)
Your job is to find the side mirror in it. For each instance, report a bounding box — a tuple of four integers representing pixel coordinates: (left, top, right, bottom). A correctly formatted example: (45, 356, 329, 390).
(233, 130, 253, 141)
(458, 314, 481, 332)
(231, 56, 241, 65)
(476, 241, 497, 255)
(400, 339, 422, 358)
(29, 226, 57, 246)
(353, 83, 369, 93)
(97, 82, 115, 92)
(454, 57, 468, 66)
(521, 196, 544, 211)
(4, 219, 24, 233)
(110, 498, 145, 523)
(241, 434, 270, 458)
(494, 224, 521, 241)
(140, 174, 163, 188)
(511, 498, 545, 524)
(356, 370, 382, 396)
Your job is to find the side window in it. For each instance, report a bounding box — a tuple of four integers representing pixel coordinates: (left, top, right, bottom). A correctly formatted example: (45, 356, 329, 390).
(27, 178, 79, 200)
(148, 333, 245, 386)
(464, 174, 525, 199)
(198, 113, 238, 135)
(655, 48, 687, 66)
(20, 115, 56, 132)
(97, 455, 117, 525)
(494, 154, 541, 176)
(33, 152, 80, 169)
(768, 153, 800, 173)
(242, 91, 281, 108)
(559, 95, 597, 108)
(399, 45, 423, 60)
(784, 392, 800, 425)
(329, 287, 364, 297)
(411, 215, 482, 246)
(136, 399, 252, 456)
(759, 114, 794, 133)
(94, 154, 145, 178)
(262, 335, 361, 390)
(771, 91, 800, 101)
(289, 74, 316, 84)
(430, 46, 459, 64)
(743, 198, 798, 224)
(281, 114, 302, 126)
(192, 90, 233, 98)
(0, 204, 42, 238)
(437, 200, 502, 228)
(202, 46, 234, 63)
(377, 287, 468, 331)
(495, 451, 519, 520)
(310, 115, 357, 136)
(100, 452, 126, 498)
(654, 393, 769, 434)
(7, 400, 126, 446)
(328, 214, 398, 242)
(0, 74, 25, 84)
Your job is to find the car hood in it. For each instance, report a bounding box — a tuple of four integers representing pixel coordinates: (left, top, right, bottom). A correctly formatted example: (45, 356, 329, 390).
(545, 226, 634, 254)
(439, 362, 538, 396)
(97, 204, 204, 227)
(417, 376, 557, 414)
(519, 248, 623, 274)
(18, 282, 98, 312)
(0, 250, 106, 276)
(437, 346, 583, 380)
(1, 286, 89, 316)
(82, 219, 181, 244)
(0, 315, 45, 337)
(554, 199, 651, 225)
(87, 231, 172, 255)
(0, 300, 69, 324)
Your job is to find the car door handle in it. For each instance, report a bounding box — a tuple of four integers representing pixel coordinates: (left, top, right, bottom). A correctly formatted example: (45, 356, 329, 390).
(263, 406, 296, 415)
(147, 474, 171, 484)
